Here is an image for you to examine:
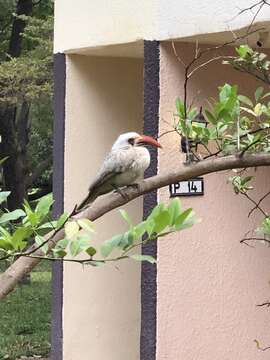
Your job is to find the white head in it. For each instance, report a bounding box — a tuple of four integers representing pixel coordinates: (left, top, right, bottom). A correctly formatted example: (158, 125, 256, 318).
(111, 132, 162, 151)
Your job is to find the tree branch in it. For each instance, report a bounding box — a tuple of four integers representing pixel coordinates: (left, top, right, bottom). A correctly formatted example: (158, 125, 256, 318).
(1, 153, 270, 299)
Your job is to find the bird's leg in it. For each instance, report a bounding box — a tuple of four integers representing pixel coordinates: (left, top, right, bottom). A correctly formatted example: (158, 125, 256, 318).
(112, 185, 129, 200)
(127, 183, 140, 190)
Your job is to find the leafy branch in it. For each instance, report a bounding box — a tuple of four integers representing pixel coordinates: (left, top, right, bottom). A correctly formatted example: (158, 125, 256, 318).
(0, 192, 197, 267)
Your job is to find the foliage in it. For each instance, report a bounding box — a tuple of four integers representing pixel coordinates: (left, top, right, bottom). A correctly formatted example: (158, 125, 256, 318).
(176, 81, 270, 157)
(174, 43, 270, 249)
(0, 0, 54, 207)
(229, 175, 254, 194)
(226, 44, 270, 85)
(28, 99, 53, 186)
(0, 192, 197, 265)
(0, 2, 53, 104)
(0, 268, 51, 359)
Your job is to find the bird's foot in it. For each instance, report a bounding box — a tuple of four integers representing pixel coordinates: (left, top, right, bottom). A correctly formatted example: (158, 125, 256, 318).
(126, 183, 140, 192)
(113, 186, 129, 201)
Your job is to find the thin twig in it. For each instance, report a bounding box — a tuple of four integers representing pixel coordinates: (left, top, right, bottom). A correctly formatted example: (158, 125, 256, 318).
(239, 138, 262, 157)
(248, 190, 270, 217)
(237, 0, 270, 17)
(240, 236, 270, 244)
(241, 191, 268, 217)
(203, 149, 222, 160)
(187, 56, 235, 78)
(171, 41, 186, 67)
(247, 1, 267, 34)
(257, 301, 270, 307)
(158, 129, 178, 139)
(0, 205, 77, 262)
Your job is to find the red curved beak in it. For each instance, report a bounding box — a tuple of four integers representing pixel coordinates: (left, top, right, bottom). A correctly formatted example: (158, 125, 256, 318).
(136, 135, 162, 148)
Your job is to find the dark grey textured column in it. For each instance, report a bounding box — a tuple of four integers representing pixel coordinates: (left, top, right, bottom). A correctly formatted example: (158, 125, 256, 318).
(140, 40, 160, 360)
(51, 53, 66, 360)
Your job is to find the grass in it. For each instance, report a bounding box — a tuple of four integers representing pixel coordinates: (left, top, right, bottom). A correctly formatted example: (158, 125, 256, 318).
(0, 261, 51, 360)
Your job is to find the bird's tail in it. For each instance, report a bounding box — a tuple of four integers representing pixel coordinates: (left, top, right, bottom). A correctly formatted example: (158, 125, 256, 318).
(76, 191, 98, 211)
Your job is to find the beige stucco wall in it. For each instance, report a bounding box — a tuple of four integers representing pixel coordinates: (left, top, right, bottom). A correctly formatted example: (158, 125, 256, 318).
(157, 42, 270, 359)
(54, 0, 270, 55)
(63, 55, 143, 360)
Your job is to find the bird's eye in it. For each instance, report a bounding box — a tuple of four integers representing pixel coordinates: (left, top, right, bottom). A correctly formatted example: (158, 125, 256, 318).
(128, 138, 135, 146)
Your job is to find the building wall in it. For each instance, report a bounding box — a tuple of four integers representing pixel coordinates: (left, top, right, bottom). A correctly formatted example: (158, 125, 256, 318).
(54, 0, 157, 54)
(157, 41, 270, 360)
(54, 0, 270, 55)
(63, 55, 143, 360)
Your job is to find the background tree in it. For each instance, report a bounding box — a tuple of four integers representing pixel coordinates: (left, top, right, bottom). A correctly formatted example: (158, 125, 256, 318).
(0, 0, 53, 210)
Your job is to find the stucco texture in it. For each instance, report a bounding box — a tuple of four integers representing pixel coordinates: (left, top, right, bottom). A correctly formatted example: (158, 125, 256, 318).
(157, 42, 270, 359)
(54, 0, 270, 55)
(63, 55, 143, 360)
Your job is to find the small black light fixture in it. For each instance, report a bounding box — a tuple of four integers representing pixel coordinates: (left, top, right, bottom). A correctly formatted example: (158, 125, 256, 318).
(181, 106, 207, 163)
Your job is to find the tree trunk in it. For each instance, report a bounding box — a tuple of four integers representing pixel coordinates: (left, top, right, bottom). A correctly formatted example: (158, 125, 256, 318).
(8, 0, 33, 58)
(0, 103, 30, 210)
(0, 0, 33, 210)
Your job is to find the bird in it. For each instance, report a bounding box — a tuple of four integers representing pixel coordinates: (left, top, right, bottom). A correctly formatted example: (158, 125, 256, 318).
(77, 132, 162, 210)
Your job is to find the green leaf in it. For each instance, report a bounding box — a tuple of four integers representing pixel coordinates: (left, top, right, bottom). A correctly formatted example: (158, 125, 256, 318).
(37, 221, 58, 235)
(69, 239, 81, 257)
(119, 209, 133, 228)
(153, 210, 170, 233)
(0, 226, 12, 238)
(148, 203, 165, 221)
(130, 254, 156, 264)
(254, 103, 263, 116)
(0, 238, 13, 251)
(133, 221, 147, 238)
(12, 227, 32, 250)
(255, 87, 264, 102)
(145, 218, 155, 237)
(77, 218, 94, 233)
(35, 193, 54, 217)
(0, 156, 9, 166)
(174, 208, 195, 230)
(219, 83, 232, 102)
(86, 246, 97, 257)
(26, 212, 40, 227)
(235, 44, 252, 58)
(0, 209, 26, 224)
(77, 234, 91, 249)
(238, 95, 253, 107)
(0, 191, 11, 205)
(240, 107, 256, 116)
(168, 198, 182, 226)
(176, 97, 185, 117)
(53, 249, 67, 258)
(57, 238, 69, 249)
(35, 235, 48, 254)
(262, 92, 270, 99)
(56, 213, 69, 229)
(101, 234, 124, 258)
(65, 221, 80, 239)
(204, 109, 217, 125)
(121, 231, 135, 249)
(241, 176, 254, 185)
(67, 233, 92, 257)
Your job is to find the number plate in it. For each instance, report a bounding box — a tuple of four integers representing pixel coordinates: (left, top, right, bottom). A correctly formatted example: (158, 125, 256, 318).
(169, 177, 204, 197)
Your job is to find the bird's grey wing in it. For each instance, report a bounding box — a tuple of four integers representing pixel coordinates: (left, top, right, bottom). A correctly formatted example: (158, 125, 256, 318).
(77, 149, 135, 210)
(88, 149, 135, 192)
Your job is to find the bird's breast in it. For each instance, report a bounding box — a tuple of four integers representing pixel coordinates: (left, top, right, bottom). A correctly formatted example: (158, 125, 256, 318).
(132, 146, 151, 172)
(114, 146, 150, 186)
